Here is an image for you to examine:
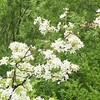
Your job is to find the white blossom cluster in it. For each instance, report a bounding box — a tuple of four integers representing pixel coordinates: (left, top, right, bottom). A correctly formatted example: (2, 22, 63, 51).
(93, 9, 100, 27)
(60, 8, 69, 19)
(34, 8, 84, 54)
(34, 49, 79, 82)
(63, 22, 74, 30)
(93, 16, 100, 27)
(34, 17, 61, 35)
(0, 41, 80, 99)
(9, 42, 34, 61)
(0, 86, 31, 100)
(51, 30, 84, 53)
(0, 42, 34, 100)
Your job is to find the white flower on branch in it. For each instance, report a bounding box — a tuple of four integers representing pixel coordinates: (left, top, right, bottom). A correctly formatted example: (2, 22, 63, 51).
(9, 42, 34, 61)
(0, 57, 9, 65)
(60, 13, 66, 19)
(93, 16, 100, 27)
(51, 30, 84, 53)
(34, 17, 61, 35)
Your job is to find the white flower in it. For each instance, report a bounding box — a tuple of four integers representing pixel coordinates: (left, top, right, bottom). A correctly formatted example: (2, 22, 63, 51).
(34, 17, 59, 35)
(51, 31, 84, 53)
(60, 13, 66, 19)
(50, 57, 62, 67)
(57, 22, 61, 31)
(11, 92, 20, 100)
(7, 70, 14, 77)
(96, 9, 100, 13)
(42, 70, 51, 80)
(18, 62, 33, 72)
(1, 87, 13, 99)
(63, 8, 69, 11)
(51, 38, 71, 52)
(11, 91, 30, 100)
(64, 30, 84, 53)
(10, 61, 16, 66)
(9, 42, 33, 61)
(63, 24, 68, 29)
(39, 20, 50, 34)
(71, 64, 79, 72)
(24, 79, 32, 91)
(41, 49, 56, 59)
(34, 64, 43, 76)
(6, 78, 12, 87)
(0, 57, 9, 65)
(61, 60, 71, 74)
(68, 22, 74, 28)
(34, 17, 42, 25)
(93, 16, 100, 27)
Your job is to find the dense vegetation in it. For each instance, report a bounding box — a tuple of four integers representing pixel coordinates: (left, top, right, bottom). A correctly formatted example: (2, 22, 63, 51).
(0, 0, 100, 99)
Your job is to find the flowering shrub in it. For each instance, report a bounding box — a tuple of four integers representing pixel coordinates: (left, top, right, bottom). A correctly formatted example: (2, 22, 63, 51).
(0, 8, 84, 100)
